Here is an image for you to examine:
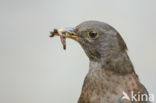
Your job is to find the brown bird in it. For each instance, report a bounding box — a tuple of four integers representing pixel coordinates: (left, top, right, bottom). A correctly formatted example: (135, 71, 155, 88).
(50, 21, 150, 103)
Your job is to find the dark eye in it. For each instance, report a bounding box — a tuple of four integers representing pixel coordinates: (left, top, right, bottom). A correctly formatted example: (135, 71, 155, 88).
(88, 31, 98, 39)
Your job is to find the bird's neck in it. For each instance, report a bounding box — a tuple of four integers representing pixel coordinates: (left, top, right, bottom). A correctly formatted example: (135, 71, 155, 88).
(89, 51, 135, 74)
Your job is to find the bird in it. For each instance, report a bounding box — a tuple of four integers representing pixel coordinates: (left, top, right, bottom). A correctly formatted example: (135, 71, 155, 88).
(50, 20, 150, 103)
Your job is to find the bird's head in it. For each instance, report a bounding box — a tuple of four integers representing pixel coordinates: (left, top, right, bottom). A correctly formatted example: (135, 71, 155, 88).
(50, 20, 127, 63)
(50, 20, 134, 73)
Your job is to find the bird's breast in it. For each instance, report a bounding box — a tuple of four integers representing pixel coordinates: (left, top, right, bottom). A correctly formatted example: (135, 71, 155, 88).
(78, 69, 140, 103)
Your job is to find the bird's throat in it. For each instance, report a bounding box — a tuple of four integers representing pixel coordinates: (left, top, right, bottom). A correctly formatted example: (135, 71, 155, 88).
(89, 52, 135, 75)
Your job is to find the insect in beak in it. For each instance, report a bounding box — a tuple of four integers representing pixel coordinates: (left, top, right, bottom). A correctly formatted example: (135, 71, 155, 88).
(50, 27, 78, 50)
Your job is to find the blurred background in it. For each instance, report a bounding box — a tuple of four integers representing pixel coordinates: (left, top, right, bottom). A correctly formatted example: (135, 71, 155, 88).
(0, 0, 156, 103)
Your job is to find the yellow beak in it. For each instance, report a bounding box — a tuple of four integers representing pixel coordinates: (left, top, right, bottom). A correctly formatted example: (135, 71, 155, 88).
(50, 28, 78, 39)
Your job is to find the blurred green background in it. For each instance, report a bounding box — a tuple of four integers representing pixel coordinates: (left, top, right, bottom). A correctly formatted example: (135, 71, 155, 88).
(0, 0, 156, 103)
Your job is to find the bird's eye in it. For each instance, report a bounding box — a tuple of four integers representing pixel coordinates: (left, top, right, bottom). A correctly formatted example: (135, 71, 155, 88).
(88, 31, 98, 39)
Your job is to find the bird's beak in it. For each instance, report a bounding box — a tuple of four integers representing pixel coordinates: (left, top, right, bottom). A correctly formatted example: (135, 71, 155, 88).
(49, 27, 79, 39)
(50, 27, 79, 50)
